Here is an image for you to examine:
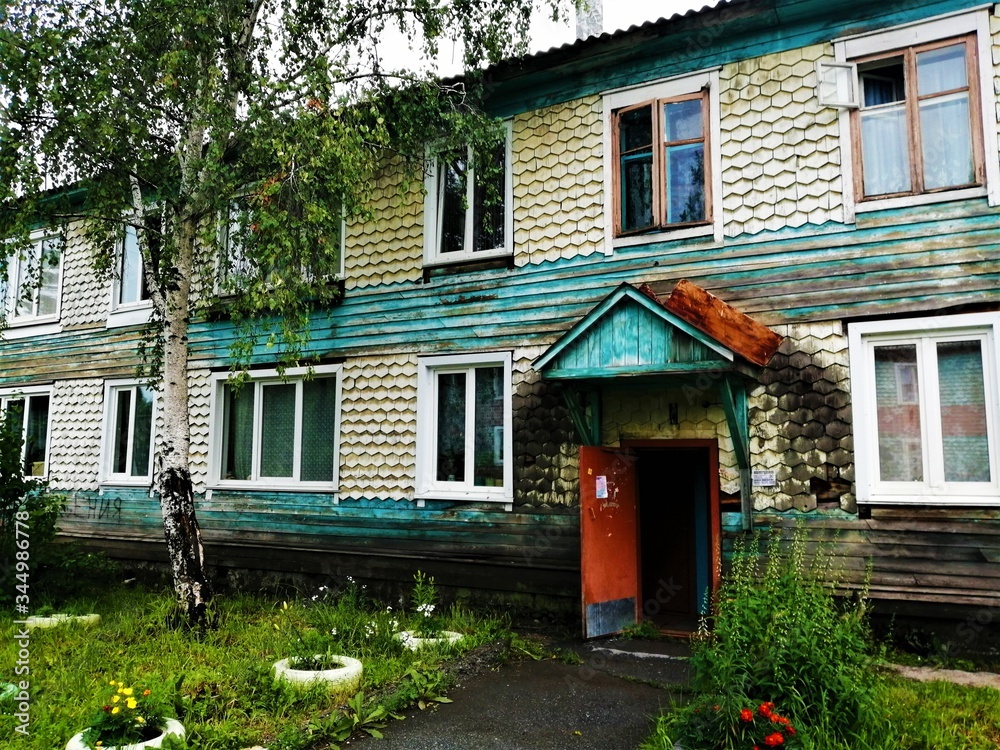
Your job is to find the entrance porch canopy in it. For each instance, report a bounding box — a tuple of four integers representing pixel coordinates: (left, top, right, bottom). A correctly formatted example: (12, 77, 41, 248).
(533, 280, 783, 529)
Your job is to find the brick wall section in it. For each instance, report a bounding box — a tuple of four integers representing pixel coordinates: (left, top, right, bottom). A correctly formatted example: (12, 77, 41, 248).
(512, 348, 579, 506)
(339, 354, 418, 501)
(750, 321, 854, 512)
(512, 96, 605, 266)
(719, 44, 846, 237)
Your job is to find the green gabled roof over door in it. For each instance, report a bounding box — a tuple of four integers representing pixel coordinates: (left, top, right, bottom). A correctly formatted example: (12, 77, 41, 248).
(534, 283, 734, 381)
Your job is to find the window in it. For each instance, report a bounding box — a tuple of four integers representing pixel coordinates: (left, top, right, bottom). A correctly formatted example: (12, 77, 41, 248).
(424, 126, 512, 265)
(102, 382, 155, 483)
(0, 387, 52, 477)
(416, 353, 512, 505)
(834, 9, 1000, 212)
(614, 92, 709, 235)
(2, 233, 61, 325)
(114, 220, 156, 308)
(210, 365, 342, 489)
(849, 313, 1000, 505)
(603, 70, 722, 247)
(217, 197, 345, 292)
(853, 35, 982, 199)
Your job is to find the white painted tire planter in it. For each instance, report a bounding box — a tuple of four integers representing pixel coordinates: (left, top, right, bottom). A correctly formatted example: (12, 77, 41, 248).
(395, 630, 464, 650)
(273, 655, 363, 694)
(26, 613, 100, 629)
(65, 718, 185, 750)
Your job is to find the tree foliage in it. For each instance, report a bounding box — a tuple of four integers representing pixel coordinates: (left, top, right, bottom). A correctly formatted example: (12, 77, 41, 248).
(0, 0, 565, 621)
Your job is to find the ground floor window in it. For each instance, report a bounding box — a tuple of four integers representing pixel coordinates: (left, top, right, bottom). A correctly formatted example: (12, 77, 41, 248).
(102, 381, 155, 483)
(849, 313, 1000, 505)
(416, 352, 512, 504)
(210, 365, 342, 490)
(0, 386, 51, 477)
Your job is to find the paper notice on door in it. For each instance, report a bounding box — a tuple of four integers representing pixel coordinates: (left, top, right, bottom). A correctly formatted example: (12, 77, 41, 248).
(595, 475, 608, 499)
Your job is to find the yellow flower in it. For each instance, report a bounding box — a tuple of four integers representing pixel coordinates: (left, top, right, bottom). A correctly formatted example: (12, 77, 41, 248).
(111, 707, 120, 715)
(108, 681, 116, 686)
(126, 697, 137, 709)
(111, 695, 120, 703)
(136, 717, 145, 724)
(122, 687, 133, 696)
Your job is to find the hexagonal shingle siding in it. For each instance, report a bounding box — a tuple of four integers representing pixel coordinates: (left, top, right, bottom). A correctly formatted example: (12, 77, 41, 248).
(751, 321, 853, 512)
(59, 223, 107, 328)
(719, 44, 847, 237)
(339, 353, 419, 501)
(48, 378, 104, 492)
(511, 96, 605, 266)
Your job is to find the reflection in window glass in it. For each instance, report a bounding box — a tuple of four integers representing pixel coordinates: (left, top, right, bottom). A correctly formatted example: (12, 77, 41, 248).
(938, 340, 990, 482)
(874, 344, 923, 481)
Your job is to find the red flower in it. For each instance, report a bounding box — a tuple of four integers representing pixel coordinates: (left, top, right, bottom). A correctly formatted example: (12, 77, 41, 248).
(758, 702, 775, 718)
(740, 708, 754, 722)
(787, 726, 796, 735)
(764, 732, 785, 747)
(713, 705, 720, 711)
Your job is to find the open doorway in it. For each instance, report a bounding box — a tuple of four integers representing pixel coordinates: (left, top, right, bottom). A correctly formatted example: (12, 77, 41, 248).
(630, 441, 720, 634)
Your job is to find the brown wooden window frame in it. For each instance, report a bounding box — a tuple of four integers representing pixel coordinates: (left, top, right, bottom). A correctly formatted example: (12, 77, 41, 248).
(611, 89, 712, 238)
(851, 33, 985, 202)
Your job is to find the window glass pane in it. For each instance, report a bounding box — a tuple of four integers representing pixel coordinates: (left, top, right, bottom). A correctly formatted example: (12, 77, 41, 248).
(261, 383, 295, 478)
(14, 251, 35, 317)
(36, 242, 60, 316)
(938, 340, 990, 482)
(619, 107, 654, 233)
(471, 143, 506, 253)
(665, 142, 705, 224)
(473, 367, 504, 487)
(112, 389, 132, 474)
(917, 44, 967, 96)
(300, 377, 335, 482)
(222, 199, 253, 287)
(861, 107, 911, 195)
(131, 386, 154, 477)
(664, 99, 702, 141)
(920, 93, 973, 189)
(874, 344, 923, 481)
(24, 395, 48, 476)
(438, 155, 467, 254)
(223, 385, 254, 480)
(436, 372, 466, 482)
(861, 63, 904, 107)
(119, 227, 143, 305)
(3, 399, 25, 467)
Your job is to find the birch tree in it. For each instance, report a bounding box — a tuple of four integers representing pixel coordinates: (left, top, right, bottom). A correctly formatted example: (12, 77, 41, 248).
(0, 0, 564, 625)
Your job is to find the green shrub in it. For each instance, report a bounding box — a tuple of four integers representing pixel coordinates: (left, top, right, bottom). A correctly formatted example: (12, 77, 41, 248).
(661, 529, 890, 749)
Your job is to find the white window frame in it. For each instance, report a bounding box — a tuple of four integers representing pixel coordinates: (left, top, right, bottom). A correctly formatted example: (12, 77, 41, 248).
(833, 7, 1000, 219)
(423, 122, 514, 267)
(849, 312, 1000, 506)
(0, 384, 54, 479)
(415, 352, 513, 507)
(602, 68, 724, 252)
(100, 379, 157, 485)
(216, 197, 347, 294)
(2, 230, 63, 337)
(108, 221, 154, 328)
(208, 364, 343, 493)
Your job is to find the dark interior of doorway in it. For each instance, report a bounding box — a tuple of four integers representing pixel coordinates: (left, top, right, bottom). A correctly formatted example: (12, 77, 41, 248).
(636, 447, 709, 635)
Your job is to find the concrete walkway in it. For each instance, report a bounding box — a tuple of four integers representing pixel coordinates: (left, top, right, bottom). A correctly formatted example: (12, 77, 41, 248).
(885, 663, 1000, 690)
(355, 639, 691, 750)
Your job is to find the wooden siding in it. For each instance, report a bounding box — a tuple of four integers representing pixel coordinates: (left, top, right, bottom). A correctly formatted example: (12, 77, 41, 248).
(59, 492, 581, 599)
(723, 509, 1000, 610)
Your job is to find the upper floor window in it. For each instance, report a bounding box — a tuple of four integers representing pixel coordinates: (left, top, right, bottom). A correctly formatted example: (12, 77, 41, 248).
(849, 313, 1000, 506)
(210, 365, 342, 490)
(834, 9, 1000, 213)
(424, 126, 512, 266)
(0, 387, 51, 477)
(102, 381, 155, 483)
(2, 233, 61, 325)
(603, 70, 722, 248)
(114, 219, 157, 308)
(614, 91, 709, 235)
(415, 352, 512, 506)
(854, 35, 983, 200)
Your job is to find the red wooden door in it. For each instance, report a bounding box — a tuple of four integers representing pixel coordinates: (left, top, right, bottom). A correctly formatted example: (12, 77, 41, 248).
(579, 446, 639, 638)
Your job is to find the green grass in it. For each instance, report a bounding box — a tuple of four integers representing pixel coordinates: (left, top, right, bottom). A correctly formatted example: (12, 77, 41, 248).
(0, 582, 509, 749)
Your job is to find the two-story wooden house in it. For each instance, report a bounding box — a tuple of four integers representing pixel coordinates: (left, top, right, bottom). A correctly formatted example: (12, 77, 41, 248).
(4, 0, 1000, 637)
